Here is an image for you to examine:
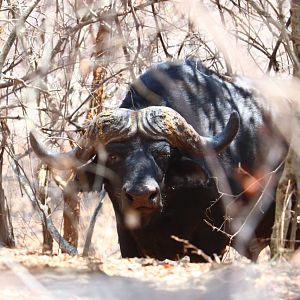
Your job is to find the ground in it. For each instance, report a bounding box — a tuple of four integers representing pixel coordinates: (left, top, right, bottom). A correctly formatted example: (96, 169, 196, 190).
(0, 248, 300, 300)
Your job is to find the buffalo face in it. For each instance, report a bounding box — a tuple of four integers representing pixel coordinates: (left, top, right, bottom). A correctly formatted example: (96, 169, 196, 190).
(104, 137, 172, 225)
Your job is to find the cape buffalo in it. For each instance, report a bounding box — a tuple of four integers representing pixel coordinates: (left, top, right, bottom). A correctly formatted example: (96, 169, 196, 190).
(30, 59, 290, 261)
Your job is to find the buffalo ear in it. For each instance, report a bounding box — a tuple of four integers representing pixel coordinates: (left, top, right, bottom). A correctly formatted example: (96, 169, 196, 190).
(76, 156, 103, 192)
(164, 156, 210, 188)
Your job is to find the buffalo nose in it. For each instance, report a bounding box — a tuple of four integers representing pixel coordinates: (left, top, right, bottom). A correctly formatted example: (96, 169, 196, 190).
(124, 185, 161, 210)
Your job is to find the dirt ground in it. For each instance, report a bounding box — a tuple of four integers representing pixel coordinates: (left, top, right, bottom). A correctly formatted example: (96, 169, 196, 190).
(0, 247, 300, 300)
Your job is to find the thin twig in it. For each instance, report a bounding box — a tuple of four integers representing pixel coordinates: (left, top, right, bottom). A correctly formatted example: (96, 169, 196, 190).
(0, 0, 42, 72)
(82, 190, 106, 257)
(151, 3, 173, 59)
(267, 17, 291, 73)
(171, 235, 215, 263)
(8, 150, 78, 255)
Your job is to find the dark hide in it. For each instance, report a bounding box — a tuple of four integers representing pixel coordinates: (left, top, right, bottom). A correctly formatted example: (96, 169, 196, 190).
(80, 59, 290, 262)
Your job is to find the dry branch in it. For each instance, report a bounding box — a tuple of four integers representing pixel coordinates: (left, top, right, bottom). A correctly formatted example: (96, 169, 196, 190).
(37, 165, 53, 253)
(171, 235, 214, 263)
(11, 159, 78, 255)
(0, 0, 42, 72)
(270, 150, 294, 256)
(82, 190, 106, 257)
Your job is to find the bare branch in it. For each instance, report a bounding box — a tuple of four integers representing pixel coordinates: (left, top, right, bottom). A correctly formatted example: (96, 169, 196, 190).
(0, 0, 42, 72)
(171, 235, 215, 263)
(9, 155, 78, 255)
(82, 191, 106, 257)
(151, 3, 173, 59)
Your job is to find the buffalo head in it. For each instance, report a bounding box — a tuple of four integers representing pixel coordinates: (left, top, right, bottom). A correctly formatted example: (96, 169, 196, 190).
(30, 106, 239, 226)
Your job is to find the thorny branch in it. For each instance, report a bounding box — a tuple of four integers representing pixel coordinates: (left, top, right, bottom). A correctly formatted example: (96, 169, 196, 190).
(204, 159, 287, 243)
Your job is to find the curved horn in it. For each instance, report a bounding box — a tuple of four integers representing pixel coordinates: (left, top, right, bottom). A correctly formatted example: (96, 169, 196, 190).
(30, 130, 97, 170)
(138, 106, 239, 155)
(30, 108, 138, 170)
(94, 108, 137, 144)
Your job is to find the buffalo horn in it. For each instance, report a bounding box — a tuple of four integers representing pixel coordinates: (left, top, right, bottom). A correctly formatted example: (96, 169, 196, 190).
(30, 106, 239, 169)
(138, 106, 240, 155)
(30, 108, 137, 170)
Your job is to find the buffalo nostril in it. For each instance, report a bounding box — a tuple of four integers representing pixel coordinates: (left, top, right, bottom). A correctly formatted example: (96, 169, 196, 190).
(125, 192, 134, 203)
(123, 186, 161, 209)
(149, 190, 158, 203)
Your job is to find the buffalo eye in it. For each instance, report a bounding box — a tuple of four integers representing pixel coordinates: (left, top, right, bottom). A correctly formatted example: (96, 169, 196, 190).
(107, 153, 122, 164)
(152, 150, 171, 161)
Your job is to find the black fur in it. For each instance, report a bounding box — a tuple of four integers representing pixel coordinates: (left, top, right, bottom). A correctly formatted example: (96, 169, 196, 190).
(80, 59, 290, 261)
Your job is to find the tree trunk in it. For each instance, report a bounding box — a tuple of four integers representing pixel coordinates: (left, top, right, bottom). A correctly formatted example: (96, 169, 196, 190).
(271, 0, 300, 257)
(63, 180, 80, 249)
(38, 164, 53, 253)
(62, 22, 110, 251)
(87, 22, 110, 119)
(0, 181, 15, 247)
(0, 120, 15, 247)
